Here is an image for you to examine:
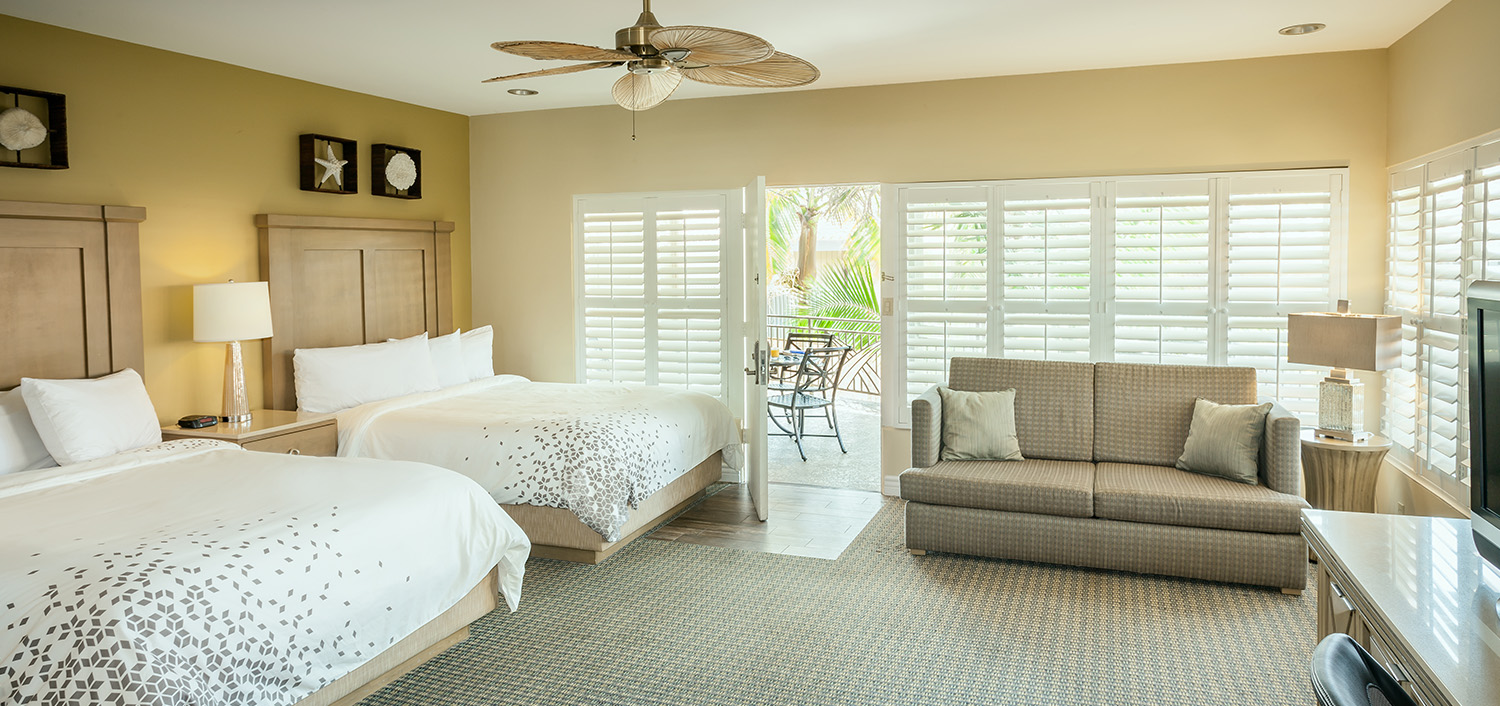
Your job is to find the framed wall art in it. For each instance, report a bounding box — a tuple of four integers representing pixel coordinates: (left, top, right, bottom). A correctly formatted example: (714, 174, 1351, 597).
(371, 143, 421, 199)
(0, 85, 67, 170)
(299, 133, 357, 194)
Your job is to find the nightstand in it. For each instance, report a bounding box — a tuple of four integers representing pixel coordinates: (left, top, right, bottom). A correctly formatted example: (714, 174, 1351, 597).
(162, 410, 338, 457)
(1300, 429, 1392, 513)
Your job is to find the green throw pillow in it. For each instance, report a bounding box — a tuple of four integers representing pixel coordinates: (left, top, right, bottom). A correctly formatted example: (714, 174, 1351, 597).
(1176, 398, 1273, 484)
(938, 387, 1024, 462)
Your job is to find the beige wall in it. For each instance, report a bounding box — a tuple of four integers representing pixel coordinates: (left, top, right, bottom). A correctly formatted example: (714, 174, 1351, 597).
(471, 50, 1390, 482)
(1388, 0, 1500, 165)
(0, 15, 471, 421)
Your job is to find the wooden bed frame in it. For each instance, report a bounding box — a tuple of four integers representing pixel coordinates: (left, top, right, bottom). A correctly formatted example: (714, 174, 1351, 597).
(257, 212, 721, 564)
(0, 200, 496, 706)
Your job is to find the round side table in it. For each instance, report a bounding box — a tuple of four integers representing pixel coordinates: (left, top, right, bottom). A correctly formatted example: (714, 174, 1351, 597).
(1300, 430, 1392, 513)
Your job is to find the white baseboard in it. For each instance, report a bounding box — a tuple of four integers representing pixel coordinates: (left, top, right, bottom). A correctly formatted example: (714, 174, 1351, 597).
(720, 469, 744, 483)
(882, 474, 901, 497)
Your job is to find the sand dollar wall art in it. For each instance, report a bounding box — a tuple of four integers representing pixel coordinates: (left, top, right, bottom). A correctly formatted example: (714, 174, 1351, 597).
(0, 85, 67, 170)
(371, 143, 421, 199)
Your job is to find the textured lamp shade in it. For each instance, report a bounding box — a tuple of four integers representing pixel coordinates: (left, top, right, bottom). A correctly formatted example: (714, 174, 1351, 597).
(193, 281, 273, 343)
(1286, 312, 1400, 372)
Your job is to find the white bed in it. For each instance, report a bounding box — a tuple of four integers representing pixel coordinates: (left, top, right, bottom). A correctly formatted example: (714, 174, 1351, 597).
(336, 375, 742, 543)
(0, 439, 529, 705)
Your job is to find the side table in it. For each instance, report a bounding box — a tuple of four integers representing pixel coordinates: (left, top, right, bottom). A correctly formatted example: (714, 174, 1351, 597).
(1300, 429, 1391, 513)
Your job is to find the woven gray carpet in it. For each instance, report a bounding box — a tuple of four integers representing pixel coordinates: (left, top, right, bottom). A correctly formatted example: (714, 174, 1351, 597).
(363, 498, 1317, 705)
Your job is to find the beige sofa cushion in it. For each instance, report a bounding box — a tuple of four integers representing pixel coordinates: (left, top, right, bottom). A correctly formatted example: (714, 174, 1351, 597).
(1093, 362, 1257, 467)
(938, 387, 1024, 461)
(1093, 462, 1308, 534)
(900, 459, 1094, 518)
(948, 357, 1094, 462)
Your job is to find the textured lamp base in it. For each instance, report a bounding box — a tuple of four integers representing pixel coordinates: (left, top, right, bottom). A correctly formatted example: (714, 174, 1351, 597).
(221, 340, 252, 424)
(1315, 373, 1367, 442)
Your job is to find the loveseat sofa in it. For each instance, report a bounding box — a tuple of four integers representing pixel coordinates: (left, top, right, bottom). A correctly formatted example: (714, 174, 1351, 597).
(900, 357, 1309, 592)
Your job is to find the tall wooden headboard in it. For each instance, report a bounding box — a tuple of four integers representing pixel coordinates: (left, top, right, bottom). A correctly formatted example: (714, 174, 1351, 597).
(257, 214, 455, 411)
(0, 200, 145, 390)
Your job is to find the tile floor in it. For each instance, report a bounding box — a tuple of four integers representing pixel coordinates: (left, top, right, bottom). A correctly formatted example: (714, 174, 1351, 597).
(646, 482, 887, 559)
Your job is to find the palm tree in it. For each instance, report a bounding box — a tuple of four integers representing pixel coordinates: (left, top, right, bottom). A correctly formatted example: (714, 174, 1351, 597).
(768, 186, 879, 293)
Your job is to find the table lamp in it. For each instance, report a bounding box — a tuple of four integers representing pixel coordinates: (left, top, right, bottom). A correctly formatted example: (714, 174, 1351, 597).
(1286, 300, 1400, 441)
(193, 280, 273, 423)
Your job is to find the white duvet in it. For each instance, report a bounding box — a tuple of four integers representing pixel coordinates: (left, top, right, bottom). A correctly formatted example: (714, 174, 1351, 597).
(0, 439, 529, 706)
(337, 376, 743, 542)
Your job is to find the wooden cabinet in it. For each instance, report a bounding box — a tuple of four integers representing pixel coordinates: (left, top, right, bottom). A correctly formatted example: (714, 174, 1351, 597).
(162, 409, 336, 457)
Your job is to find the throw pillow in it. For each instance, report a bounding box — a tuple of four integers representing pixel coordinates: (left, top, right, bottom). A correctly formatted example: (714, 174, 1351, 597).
(1176, 398, 1273, 484)
(938, 387, 1024, 462)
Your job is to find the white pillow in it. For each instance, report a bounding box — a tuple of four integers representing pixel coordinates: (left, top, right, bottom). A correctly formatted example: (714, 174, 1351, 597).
(294, 336, 441, 414)
(389, 331, 468, 388)
(20, 369, 162, 465)
(459, 326, 495, 381)
(0, 388, 56, 474)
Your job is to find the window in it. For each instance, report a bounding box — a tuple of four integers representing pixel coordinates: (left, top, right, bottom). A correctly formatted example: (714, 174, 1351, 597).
(574, 191, 743, 403)
(885, 169, 1346, 426)
(1384, 133, 1500, 501)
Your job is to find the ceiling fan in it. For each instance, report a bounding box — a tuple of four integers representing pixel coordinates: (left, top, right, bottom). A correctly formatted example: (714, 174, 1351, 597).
(483, 0, 820, 111)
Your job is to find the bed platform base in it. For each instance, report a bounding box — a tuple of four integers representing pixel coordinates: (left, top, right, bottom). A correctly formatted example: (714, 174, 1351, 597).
(295, 567, 499, 706)
(504, 451, 723, 565)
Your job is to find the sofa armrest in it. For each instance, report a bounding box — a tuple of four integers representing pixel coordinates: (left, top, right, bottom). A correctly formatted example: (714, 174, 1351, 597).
(1259, 399, 1302, 496)
(912, 385, 943, 468)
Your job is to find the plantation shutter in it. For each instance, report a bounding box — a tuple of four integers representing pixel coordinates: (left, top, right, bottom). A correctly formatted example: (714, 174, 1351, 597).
(1420, 155, 1470, 480)
(1111, 179, 1213, 365)
(1383, 166, 1424, 457)
(998, 183, 1093, 361)
(898, 185, 991, 413)
(575, 191, 739, 402)
(1223, 173, 1342, 422)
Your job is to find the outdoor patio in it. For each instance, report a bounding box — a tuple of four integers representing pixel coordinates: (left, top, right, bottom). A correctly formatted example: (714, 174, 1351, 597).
(766, 394, 882, 492)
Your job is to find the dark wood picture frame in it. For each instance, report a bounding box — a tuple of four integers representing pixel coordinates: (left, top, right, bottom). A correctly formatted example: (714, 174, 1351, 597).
(299, 133, 358, 194)
(371, 143, 422, 200)
(0, 85, 68, 170)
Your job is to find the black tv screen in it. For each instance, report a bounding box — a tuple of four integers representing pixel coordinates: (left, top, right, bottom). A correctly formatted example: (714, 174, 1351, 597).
(1468, 281, 1500, 567)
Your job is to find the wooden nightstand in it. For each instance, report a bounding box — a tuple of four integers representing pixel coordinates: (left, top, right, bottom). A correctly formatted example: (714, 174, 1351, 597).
(1300, 429, 1392, 513)
(162, 410, 338, 457)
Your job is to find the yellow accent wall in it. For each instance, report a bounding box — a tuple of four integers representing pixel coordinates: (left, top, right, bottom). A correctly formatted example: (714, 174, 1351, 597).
(1388, 0, 1500, 165)
(0, 15, 471, 422)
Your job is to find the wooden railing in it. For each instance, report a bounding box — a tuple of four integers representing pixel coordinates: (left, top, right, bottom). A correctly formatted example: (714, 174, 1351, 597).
(767, 314, 880, 397)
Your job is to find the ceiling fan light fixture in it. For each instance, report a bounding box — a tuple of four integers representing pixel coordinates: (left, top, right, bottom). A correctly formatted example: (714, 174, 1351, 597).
(659, 48, 691, 62)
(1278, 23, 1326, 36)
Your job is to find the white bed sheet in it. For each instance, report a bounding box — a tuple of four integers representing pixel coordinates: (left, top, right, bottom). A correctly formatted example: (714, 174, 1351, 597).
(337, 376, 744, 541)
(0, 439, 529, 706)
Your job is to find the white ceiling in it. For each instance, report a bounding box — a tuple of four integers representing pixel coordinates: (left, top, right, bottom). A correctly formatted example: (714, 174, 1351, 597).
(0, 0, 1448, 116)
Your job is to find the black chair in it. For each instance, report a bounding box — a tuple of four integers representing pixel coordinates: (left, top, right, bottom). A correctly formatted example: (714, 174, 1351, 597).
(768, 346, 850, 461)
(1310, 634, 1417, 706)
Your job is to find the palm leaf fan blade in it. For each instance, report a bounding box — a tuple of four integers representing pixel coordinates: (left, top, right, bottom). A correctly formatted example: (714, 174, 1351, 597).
(491, 41, 636, 62)
(647, 26, 774, 66)
(483, 61, 623, 83)
(681, 52, 819, 88)
(611, 68, 683, 111)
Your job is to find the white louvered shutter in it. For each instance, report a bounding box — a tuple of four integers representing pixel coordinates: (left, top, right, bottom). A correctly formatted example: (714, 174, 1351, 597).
(579, 202, 648, 384)
(1223, 173, 1341, 422)
(898, 185, 991, 410)
(576, 192, 738, 402)
(1111, 179, 1212, 365)
(998, 182, 1092, 361)
(1420, 155, 1471, 480)
(1384, 166, 1424, 457)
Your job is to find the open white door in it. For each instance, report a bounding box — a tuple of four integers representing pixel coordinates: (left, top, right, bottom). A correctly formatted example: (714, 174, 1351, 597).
(743, 176, 769, 521)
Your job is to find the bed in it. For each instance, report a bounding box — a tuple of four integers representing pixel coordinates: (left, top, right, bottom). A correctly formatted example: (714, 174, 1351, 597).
(258, 213, 740, 564)
(0, 200, 529, 706)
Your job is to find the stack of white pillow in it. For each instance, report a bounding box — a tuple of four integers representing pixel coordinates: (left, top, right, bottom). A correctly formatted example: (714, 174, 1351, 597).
(2, 368, 162, 474)
(292, 325, 494, 415)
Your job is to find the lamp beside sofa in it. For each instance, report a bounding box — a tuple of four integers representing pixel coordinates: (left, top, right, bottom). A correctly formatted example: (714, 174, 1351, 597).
(900, 357, 1309, 593)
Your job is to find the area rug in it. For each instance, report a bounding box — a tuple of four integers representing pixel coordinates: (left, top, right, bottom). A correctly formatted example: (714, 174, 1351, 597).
(362, 498, 1317, 705)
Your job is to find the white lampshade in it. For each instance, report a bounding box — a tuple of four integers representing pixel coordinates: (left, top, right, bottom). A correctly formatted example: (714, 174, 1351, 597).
(193, 281, 273, 343)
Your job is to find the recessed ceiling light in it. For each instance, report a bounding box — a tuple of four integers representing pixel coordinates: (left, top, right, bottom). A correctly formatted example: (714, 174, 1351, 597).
(1278, 23, 1326, 36)
(508, 88, 539, 96)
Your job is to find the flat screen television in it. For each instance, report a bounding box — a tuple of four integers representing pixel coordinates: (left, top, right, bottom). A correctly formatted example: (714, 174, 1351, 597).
(1468, 281, 1500, 567)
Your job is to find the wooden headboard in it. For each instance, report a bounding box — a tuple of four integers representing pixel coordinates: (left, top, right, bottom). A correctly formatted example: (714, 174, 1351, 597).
(0, 200, 145, 390)
(257, 214, 455, 411)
